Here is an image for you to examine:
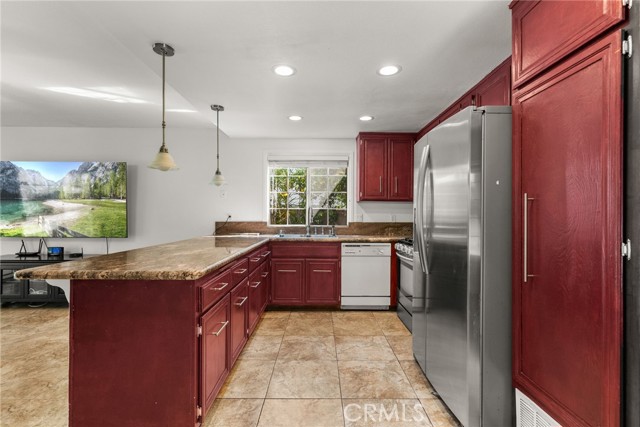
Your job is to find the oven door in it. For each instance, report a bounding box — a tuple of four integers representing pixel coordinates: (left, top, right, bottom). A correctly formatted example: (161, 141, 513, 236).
(397, 251, 414, 309)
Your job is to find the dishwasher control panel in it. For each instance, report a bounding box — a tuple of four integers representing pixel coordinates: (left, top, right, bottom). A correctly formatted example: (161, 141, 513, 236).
(341, 243, 391, 256)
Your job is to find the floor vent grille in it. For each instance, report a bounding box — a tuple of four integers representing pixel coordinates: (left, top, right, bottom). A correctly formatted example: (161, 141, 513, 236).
(516, 389, 561, 427)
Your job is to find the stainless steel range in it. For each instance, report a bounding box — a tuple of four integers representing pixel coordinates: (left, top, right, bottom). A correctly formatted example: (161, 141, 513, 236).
(394, 238, 413, 331)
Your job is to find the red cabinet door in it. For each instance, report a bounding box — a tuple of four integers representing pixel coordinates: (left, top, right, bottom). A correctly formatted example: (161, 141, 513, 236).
(358, 136, 387, 201)
(474, 58, 511, 107)
(271, 259, 304, 305)
(511, 0, 625, 88)
(512, 32, 622, 427)
(247, 269, 262, 335)
(388, 137, 413, 201)
(305, 259, 340, 305)
(201, 294, 230, 414)
(229, 280, 248, 365)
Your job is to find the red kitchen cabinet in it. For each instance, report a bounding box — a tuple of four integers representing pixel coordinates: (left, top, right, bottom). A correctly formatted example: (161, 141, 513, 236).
(260, 264, 270, 311)
(229, 280, 249, 365)
(271, 259, 304, 304)
(512, 31, 623, 427)
(201, 294, 230, 414)
(305, 260, 340, 305)
(270, 242, 341, 306)
(358, 135, 388, 200)
(357, 133, 414, 201)
(511, 0, 626, 89)
(473, 58, 511, 107)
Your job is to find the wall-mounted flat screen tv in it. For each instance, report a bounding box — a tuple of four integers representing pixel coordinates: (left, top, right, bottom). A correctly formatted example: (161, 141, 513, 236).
(0, 161, 127, 238)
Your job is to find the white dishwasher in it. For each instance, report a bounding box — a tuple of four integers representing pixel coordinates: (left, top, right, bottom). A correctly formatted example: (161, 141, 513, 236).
(341, 243, 391, 310)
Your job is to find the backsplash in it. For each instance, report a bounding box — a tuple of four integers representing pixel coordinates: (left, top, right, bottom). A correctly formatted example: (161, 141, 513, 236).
(214, 221, 412, 237)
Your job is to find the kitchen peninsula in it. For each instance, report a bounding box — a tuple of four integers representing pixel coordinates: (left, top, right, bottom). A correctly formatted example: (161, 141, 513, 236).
(14, 233, 402, 427)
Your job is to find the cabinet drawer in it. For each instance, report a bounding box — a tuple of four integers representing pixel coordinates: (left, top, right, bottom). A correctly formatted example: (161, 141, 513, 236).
(271, 242, 340, 259)
(511, 0, 625, 88)
(248, 248, 263, 272)
(229, 258, 249, 286)
(201, 269, 233, 312)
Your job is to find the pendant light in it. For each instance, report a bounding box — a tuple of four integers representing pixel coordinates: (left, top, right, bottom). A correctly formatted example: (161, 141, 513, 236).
(149, 43, 178, 171)
(210, 104, 225, 186)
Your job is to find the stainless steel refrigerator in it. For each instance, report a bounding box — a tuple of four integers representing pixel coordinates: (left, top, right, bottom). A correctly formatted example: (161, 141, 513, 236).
(412, 106, 512, 427)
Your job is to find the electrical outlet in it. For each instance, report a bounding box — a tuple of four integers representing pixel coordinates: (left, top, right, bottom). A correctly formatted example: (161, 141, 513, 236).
(356, 213, 364, 222)
(391, 214, 397, 222)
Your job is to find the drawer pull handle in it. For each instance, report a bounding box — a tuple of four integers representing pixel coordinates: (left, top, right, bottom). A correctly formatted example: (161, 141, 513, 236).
(234, 296, 248, 307)
(211, 321, 229, 336)
(212, 282, 229, 291)
(313, 270, 332, 273)
(261, 272, 269, 278)
(278, 269, 297, 273)
(234, 268, 248, 274)
(250, 281, 261, 288)
(261, 251, 271, 257)
(250, 258, 261, 262)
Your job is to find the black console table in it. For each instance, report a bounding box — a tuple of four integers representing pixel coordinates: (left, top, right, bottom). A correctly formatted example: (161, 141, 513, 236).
(0, 254, 94, 305)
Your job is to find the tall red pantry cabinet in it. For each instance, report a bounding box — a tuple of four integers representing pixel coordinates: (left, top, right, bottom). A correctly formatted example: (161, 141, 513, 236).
(510, 1, 627, 427)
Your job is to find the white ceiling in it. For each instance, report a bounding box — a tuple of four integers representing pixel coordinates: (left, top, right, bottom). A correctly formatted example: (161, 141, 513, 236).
(1, 1, 511, 138)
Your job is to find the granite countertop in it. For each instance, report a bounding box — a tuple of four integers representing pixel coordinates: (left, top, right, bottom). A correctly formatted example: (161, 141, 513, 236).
(14, 234, 404, 281)
(14, 236, 269, 281)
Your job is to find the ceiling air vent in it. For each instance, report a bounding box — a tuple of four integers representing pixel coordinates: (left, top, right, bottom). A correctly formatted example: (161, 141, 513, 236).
(516, 389, 562, 427)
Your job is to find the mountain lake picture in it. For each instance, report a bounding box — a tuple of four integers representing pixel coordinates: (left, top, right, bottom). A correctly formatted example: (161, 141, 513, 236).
(0, 161, 127, 238)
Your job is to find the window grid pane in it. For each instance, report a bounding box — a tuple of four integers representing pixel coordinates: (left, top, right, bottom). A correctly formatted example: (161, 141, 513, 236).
(268, 165, 347, 226)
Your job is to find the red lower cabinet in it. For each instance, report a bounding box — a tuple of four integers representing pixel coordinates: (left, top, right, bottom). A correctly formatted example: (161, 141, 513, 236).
(201, 294, 230, 414)
(260, 266, 270, 311)
(229, 280, 248, 365)
(271, 259, 304, 304)
(305, 260, 340, 305)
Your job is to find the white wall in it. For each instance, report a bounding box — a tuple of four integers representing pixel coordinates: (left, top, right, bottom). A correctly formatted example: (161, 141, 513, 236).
(0, 128, 412, 255)
(0, 127, 221, 255)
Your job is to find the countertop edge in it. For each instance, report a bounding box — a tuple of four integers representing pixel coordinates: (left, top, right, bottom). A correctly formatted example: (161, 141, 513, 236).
(13, 235, 403, 281)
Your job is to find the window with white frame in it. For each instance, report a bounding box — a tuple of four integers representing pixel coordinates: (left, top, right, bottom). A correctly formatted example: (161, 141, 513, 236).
(268, 159, 348, 226)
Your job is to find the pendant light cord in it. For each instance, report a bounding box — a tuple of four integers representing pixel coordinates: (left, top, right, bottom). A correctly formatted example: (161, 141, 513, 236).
(161, 50, 166, 148)
(216, 108, 220, 171)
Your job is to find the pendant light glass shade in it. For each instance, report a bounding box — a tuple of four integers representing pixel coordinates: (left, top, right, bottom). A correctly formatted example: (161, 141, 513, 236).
(210, 104, 225, 186)
(149, 42, 178, 171)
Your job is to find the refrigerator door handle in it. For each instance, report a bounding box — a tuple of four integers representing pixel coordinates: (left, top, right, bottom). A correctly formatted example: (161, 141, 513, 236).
(416, 145, 430, 274)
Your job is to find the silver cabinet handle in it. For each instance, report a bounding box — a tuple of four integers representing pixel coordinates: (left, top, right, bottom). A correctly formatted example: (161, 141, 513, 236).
(250, 281, 261, 288)
(523, 193, 535, 282)
(278, 269, 297, 273)
(211, 321, 229, 336)
(234, 296, 248, 306)
(234, 268, 248, 274)
(313, 269, 332, 273)
(379, 176, 382, 193)
(261, 251, 271, 258)
(261, 272, 269, 278)
(250, 258, 261, 262)
(394, 176, 398, 194)
(212, 282, 229, 291)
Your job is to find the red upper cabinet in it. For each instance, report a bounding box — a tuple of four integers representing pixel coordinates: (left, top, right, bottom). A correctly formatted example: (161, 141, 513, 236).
(357, 133, 414, 202)
(473, 58, 511, 107)
(358, 135, 388, 200)
(511, 0, 626, 88)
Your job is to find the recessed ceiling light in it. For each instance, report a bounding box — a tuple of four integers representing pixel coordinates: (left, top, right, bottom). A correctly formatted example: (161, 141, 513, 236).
(377, 65, 402, 76)
(288, 115, 303, 121)
(359, 115, 374, 121)
(273, 65, 296, 77)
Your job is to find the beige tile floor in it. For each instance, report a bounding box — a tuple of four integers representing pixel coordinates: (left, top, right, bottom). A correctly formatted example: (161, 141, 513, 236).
(0, 305, 460, 427)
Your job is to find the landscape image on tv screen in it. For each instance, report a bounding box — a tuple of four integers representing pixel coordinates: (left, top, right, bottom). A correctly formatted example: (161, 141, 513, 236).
(0, 161, 127, 238)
